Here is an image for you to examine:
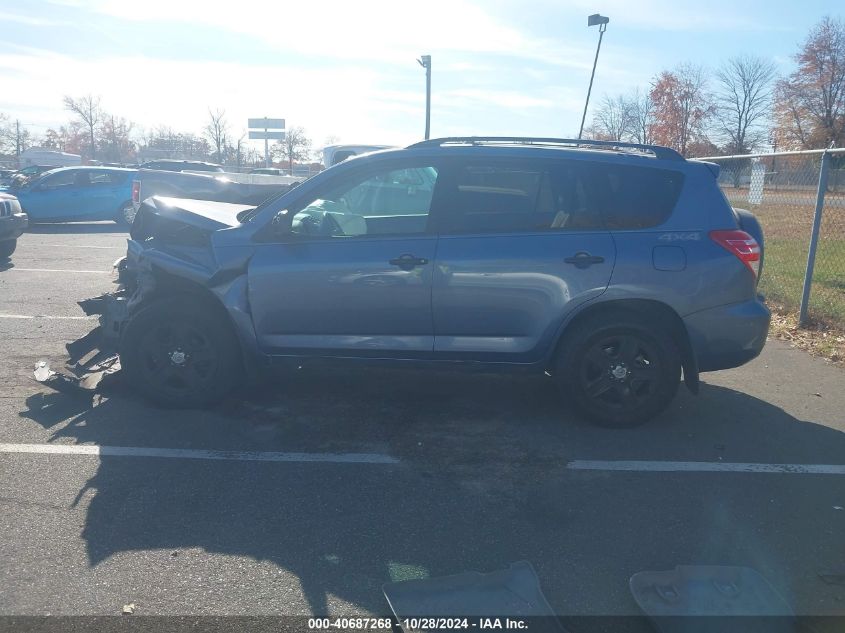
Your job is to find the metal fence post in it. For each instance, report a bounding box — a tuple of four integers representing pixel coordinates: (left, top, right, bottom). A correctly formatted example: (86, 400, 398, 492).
(798, 151, 831, 326)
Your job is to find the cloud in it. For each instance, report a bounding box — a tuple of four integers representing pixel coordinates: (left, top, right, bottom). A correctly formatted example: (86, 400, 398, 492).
(0, 48, 430, 145)
(65, 0, 602, 70)
(551, 0, 791, 32)
(0, 11, 62, 26)
(438, 88, 554, 110)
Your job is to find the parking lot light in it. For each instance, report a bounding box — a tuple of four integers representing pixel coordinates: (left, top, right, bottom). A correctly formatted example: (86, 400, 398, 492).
(578, 13, 610, 140)
(417, 55, 432, 140)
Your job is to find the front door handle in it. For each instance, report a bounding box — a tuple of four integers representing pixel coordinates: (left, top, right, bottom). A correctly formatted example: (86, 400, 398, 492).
(564, 251, 605, 268)
(389, 254, 429, 270)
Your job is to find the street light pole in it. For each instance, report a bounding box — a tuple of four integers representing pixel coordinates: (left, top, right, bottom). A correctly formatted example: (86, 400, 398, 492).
(577, 14, 609, 140)
(418, 55, 432, 140)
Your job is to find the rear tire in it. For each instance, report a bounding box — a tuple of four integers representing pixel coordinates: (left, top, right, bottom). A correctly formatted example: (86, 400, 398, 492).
(119, 297, 242, 408)
(0, 239, 16, 259)
(556, 311, 681, 428)
(115, 201, 136, 227)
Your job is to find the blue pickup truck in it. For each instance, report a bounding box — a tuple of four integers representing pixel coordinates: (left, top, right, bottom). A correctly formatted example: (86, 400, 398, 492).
(9, 166, 136, 225)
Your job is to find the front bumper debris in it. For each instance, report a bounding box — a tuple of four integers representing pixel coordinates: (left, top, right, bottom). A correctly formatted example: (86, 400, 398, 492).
(33, 257, 146, 395)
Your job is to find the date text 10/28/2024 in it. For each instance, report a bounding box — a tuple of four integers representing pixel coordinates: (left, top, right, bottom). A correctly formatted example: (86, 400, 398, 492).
(307, 618, 530, 630)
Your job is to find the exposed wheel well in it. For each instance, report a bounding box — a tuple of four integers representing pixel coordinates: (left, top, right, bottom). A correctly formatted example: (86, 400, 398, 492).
(552, 299, 699, 393)
(143, 270, 231, 321)
(134, 268, 246, 359)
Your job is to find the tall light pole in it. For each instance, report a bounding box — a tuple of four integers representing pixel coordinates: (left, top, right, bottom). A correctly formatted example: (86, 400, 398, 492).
(577, 13, 609, 140)
(417, 54, 432, 140)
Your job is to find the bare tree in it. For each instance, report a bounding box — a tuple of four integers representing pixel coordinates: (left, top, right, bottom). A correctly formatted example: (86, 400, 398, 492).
(272, 126, 311, 175)
(234, 131, 247, 169)
(714, 56, 776, 154)
(204, 108, 229, 164)
(63, 94, 101, 160)
(0, 115, 33, 160)
(628, 88, 656, 145)
(590, 94, 633, 141)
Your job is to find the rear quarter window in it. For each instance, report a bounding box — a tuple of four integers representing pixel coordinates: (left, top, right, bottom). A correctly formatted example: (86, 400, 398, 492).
(587, 163, 684, 230)
(90, 171, 128, 184)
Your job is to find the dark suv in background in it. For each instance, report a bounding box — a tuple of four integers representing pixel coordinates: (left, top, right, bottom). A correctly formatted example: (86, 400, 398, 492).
(105, 137, 769, 427)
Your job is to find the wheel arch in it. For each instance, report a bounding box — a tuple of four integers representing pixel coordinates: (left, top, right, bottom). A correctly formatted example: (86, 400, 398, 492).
(549, 298, 699, 393)
(127, 267, 252, 372)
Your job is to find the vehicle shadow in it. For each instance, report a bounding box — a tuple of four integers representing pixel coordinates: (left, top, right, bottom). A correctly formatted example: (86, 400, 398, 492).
(26, 222, 126, 234)
(18, 371, 845, 618)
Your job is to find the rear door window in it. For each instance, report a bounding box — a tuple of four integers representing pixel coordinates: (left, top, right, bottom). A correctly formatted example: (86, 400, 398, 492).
(436, 159, 603, 234)
(436, 158, 684, 233)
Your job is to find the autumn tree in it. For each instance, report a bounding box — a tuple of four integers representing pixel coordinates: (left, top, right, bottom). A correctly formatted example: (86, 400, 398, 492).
(590, 94, 633, 141)
(99, 114, 135, 162)
(42, 124, 86, 156)
(772, 16, 845, 149)
(272, 126, 311, 175)
(63, 94, 102, 160)
(649, 64, 714, 156)
(714, 56, 777, 154)
(204, 108, 229, 163)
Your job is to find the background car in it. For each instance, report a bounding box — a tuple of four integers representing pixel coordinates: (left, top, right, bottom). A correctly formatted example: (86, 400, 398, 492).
(0, 192, 28, 258)
(249, 167, 283, 175)
(0, 168, 16, 186)
(10, 166, 137, 225)
(2, 164, 60, 191)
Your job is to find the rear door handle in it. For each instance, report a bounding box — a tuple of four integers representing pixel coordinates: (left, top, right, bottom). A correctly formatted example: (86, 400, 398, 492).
(564, 251, 605, 268)
(389, 254, 429, 270)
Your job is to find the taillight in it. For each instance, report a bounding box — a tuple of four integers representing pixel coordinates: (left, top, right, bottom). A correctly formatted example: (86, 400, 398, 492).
(710, 229, 761, 278)
(131, 180, 140, 204)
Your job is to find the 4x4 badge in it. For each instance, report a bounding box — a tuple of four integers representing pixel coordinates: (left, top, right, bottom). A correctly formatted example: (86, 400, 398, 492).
(658, 232, 701, 241)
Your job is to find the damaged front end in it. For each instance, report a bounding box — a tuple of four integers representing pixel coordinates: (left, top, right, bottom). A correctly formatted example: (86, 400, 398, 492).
(34, 195, 255, 395)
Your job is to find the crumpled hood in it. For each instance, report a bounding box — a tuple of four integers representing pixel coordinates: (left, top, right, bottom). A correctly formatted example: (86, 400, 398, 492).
(130, 195, 257, 245)
(139, 196, 253, 230)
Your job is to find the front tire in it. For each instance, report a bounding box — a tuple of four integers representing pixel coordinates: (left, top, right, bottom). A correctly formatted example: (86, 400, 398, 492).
(0, 239, 16, 259)
(557, 312, 681, 428)
(119, 298, 242, 408)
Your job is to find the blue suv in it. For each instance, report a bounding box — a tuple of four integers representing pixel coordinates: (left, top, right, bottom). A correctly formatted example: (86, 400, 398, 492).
(106, 137, 769, 427)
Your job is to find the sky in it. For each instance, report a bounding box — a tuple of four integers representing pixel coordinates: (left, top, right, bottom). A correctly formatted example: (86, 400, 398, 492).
(0, 0, 838, 153)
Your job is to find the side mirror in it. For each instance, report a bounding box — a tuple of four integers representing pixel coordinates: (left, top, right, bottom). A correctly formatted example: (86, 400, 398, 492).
(271, 209, 290, 234)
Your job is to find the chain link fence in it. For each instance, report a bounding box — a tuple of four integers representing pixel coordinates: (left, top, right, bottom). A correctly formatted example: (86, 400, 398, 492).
(700, 149, 845, 329)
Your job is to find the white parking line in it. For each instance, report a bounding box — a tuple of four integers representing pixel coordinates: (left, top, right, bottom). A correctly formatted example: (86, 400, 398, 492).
(0, 313, 95, 320)
(0, 443, 400, 465)
(6, 268, 110, 274)
(567, 459, 845, 475)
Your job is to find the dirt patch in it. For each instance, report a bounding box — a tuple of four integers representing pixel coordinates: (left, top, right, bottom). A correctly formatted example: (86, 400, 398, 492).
(767, 303, 845, 366)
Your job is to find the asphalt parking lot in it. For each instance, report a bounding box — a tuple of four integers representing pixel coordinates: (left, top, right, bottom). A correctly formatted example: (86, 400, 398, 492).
(2, 223, 845, 624)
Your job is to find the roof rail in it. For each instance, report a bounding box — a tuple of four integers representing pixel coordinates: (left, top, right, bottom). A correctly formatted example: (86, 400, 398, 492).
(406, 136, 684, 161)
